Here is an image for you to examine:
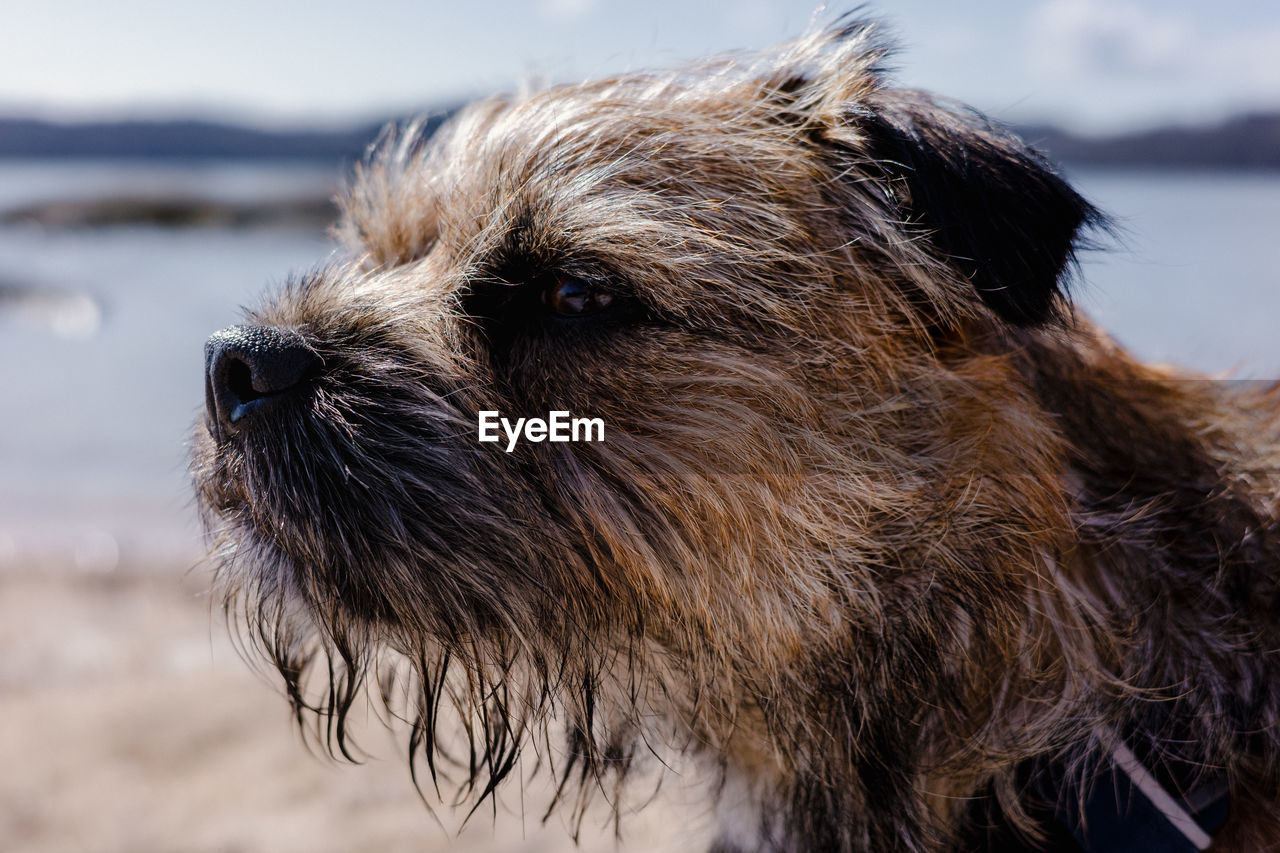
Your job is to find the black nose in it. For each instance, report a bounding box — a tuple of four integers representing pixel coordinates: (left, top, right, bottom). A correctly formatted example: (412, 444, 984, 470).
(204, 325, 321, 435)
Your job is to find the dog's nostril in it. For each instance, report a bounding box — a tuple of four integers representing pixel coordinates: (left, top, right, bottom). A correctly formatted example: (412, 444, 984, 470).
(225, 357, 262, 405)
(204, 324, 321, 434)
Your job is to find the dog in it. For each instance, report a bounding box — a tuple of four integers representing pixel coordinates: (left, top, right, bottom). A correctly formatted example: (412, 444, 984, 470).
(193, 20, 1280, 852)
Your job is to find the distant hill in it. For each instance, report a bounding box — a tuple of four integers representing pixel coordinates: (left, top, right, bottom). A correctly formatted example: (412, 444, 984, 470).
(1017, 113, 1280, 170)
(0, 109, 1276, 169)
(0, 114, 446, 162)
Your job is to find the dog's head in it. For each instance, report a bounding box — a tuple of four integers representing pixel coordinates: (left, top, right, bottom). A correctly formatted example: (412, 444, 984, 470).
(193, 19, 1098, 811)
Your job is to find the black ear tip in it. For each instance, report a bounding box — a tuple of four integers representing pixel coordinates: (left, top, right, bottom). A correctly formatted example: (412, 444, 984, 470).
(974, 164, 1108, 326)
(859, 93, 1107, 328)
(829, 11, 880, 42)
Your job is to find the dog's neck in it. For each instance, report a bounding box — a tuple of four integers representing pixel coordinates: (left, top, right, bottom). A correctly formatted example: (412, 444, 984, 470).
(989, 323, 1280, 849)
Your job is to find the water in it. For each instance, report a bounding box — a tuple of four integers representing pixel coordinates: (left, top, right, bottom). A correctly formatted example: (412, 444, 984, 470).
(0, 160, 344, 209)
(0, 162, 1276, 570)
(0, 162, 337, 570)
(1071, 169, 1280, 377)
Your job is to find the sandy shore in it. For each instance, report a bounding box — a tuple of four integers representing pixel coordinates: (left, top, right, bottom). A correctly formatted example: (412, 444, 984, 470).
(0, 569, 707, 853)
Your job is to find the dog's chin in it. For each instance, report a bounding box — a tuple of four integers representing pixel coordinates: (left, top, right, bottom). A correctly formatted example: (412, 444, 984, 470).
(194, 451, 313, 600)
(205, 516, 296, 605)
(196, 429, 324, 563)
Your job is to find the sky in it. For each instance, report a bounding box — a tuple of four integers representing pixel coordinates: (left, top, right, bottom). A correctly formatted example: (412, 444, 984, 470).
(2, 0, 1278, 134)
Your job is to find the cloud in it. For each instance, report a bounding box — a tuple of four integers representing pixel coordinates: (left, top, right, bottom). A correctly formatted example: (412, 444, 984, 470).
(538, 0, 599, 21)
(1021, 0, 1280, 129)
(1028, 0, 1194, 78)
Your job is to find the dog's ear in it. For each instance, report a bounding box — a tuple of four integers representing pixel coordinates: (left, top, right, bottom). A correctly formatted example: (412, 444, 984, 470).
(758, 20, 1098, 325)
(852, 92, 1100, 326)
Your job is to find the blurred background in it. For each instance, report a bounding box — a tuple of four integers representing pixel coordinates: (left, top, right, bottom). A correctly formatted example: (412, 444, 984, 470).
(0, 1, 1277, 851)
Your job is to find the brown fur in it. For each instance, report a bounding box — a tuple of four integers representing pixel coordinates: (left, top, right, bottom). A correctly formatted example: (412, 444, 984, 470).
(192, 21, 1280, 851)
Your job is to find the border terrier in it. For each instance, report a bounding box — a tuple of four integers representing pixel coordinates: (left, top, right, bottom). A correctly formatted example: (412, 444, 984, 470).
(194, 20, 1280, 852)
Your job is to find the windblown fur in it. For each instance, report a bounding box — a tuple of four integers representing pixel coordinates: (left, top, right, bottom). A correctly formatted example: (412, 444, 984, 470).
(192, 20, 1280, 851)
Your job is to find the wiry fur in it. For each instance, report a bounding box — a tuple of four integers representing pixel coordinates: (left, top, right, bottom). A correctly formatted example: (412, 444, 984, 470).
(192, 21, 1280, 851)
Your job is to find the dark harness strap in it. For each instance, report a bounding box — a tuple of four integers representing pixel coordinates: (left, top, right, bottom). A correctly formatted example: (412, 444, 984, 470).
(1052, 739, 1231, 852)
(960, 733, 1232, 852)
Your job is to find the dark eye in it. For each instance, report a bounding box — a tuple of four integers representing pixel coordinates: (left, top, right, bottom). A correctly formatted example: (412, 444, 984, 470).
(542, 274, 614, 317)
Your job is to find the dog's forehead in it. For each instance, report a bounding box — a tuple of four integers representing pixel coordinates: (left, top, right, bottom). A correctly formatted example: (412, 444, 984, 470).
(338, 44, 887, 299)
(405, 73, 840, 276)
(431, 72, 815, 204)
(468, 72, 758, 148)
